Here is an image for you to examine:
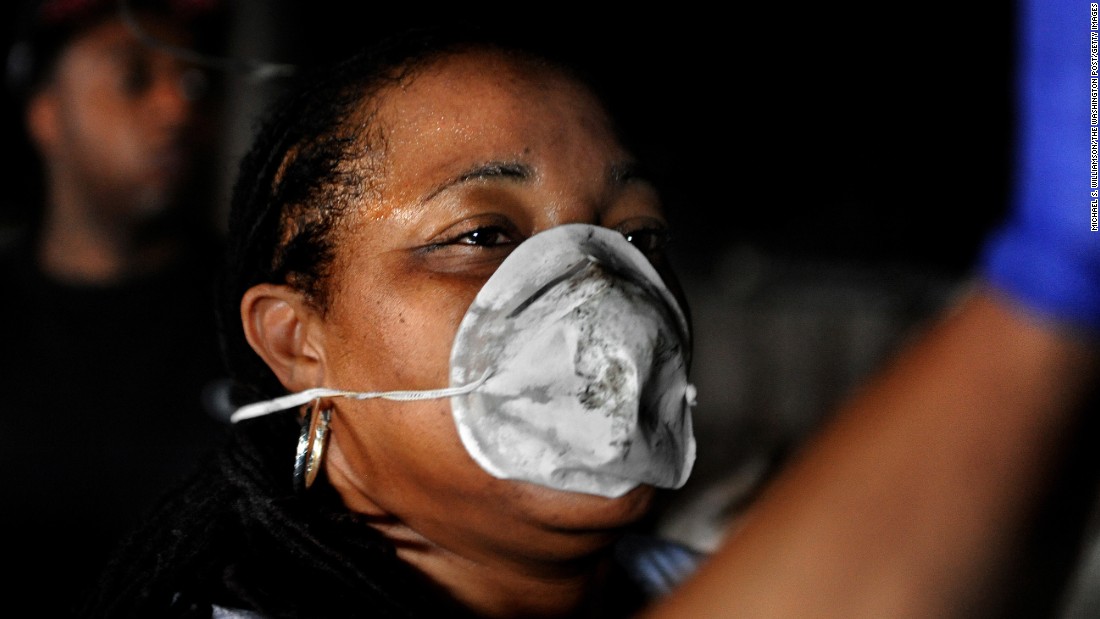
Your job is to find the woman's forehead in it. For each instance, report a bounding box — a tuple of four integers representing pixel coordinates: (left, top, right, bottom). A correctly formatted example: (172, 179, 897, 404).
(376, 48, 599, 121)
(374, 51, 611, 151)
(365, 57, 617, 189)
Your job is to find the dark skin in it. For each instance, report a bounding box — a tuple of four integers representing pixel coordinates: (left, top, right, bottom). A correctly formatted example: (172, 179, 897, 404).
(243, 49, 674, 618)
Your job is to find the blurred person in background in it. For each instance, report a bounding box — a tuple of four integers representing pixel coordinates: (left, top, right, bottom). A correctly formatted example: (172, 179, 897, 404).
(0, 0, 234, 613)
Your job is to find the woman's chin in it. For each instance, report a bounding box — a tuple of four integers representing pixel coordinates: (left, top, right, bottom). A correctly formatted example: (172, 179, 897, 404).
(509, 479, 658, 533)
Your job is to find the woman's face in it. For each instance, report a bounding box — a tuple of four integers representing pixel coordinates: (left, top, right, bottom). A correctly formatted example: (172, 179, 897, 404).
(314, 50, 677, 566)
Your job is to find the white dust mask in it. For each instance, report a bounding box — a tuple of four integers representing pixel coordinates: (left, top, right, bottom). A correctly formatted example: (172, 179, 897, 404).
(449, 223, 696, 497)
(229, 223, 697, 499)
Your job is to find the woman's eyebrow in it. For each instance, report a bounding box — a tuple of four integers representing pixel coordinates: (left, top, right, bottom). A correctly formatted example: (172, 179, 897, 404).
(457, 161, 531, 183)
(425, 161, 532, 202)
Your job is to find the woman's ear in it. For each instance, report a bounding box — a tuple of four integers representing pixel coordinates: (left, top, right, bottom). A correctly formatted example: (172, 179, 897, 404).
(240, 283, 325, 391)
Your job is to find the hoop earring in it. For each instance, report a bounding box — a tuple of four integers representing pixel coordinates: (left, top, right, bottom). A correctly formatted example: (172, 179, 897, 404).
(294, 398, 332, 492)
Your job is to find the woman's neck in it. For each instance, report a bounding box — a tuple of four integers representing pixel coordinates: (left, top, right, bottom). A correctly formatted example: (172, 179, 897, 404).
(387, 521, 620, 619)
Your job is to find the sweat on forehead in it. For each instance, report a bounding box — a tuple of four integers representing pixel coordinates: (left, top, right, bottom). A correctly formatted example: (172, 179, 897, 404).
(270, 46, 600, 274)
(271, 45, 575, 216)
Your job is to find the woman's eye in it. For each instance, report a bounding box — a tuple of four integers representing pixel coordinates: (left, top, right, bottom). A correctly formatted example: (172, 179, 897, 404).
(453, 226, 516, 248)
(622, 227, 671, 254)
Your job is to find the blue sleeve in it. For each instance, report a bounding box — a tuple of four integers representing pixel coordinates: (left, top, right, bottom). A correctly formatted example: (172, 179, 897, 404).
(978, 1, 1100, 332)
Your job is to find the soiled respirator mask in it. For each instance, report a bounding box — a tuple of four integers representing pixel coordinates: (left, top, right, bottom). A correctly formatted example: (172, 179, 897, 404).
(230, 223, 697, 498)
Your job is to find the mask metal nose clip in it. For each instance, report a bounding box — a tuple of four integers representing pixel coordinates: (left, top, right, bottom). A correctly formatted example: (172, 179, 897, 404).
(507, 255, 597, 319)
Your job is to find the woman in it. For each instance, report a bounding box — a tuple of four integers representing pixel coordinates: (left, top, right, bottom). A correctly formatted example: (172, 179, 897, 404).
(81, 25, 702, 618)
(82, 13, 1099, 619)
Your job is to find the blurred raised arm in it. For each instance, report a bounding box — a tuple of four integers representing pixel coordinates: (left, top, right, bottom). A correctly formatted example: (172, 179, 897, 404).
(644, 2, 1100, 617)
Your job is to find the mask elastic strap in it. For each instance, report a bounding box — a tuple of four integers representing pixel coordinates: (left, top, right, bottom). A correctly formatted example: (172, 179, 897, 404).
(229, 370, 493, 424)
